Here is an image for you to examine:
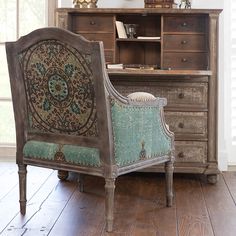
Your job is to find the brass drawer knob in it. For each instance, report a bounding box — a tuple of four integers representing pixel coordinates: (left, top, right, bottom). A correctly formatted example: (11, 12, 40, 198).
(178, 152, 185, 158)
(181, 40, 187, 44)
(90, 20, 96, 25)
(181, 58, 188, 62)
(178, 122, 184, 128)
(178, 93, 185, 99)
(181, 22, 188, 27)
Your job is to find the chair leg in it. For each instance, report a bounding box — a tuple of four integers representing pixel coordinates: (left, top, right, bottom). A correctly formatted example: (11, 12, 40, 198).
(165, 160, 174, 207)
(18, 164, 27, 215)
(78, 174, 84, 192)
(105, 178, 116, 232)
(57, 170, 69, 180)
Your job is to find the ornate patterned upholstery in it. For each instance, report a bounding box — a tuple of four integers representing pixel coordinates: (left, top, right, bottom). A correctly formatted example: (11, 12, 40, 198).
(23, 141, 100, 167)
(18, 39, 97, 136)
(6, 27, 175, 232)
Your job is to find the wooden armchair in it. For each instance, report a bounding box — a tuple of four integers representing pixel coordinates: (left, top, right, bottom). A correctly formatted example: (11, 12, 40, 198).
(5, 27, 175, 232)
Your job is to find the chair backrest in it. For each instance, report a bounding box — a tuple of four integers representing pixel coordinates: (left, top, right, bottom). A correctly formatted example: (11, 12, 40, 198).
(6, 27, 112, 157)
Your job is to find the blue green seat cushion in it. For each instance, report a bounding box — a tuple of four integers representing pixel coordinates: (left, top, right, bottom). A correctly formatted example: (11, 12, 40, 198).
(23, 140, 101, 167)
(111, 100, 172, 167)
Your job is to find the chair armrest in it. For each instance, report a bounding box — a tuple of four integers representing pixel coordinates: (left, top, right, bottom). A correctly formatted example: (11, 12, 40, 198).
(110, 99, 174, 167)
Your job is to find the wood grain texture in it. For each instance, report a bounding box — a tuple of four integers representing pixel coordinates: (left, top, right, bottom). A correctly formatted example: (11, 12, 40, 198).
(49, 175, 105, 236)
(1, 163, 236, 236)
(174, 175, 214, 236)
(0, 165, 54, 234)
(222, 171, 236, 203)
(0, 163, 18, 200)
(2, 172, 78, 235)
(56, 8, 222, 15)
(201, 173, 236, 236)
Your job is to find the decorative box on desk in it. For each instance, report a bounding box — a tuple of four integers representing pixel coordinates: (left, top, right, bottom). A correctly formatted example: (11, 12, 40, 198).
(55, 8, 222, 183)
(144, 0, 174, 8)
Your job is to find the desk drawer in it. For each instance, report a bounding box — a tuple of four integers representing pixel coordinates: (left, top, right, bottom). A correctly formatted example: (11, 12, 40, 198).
(165, 111, 207, 138)
(163, 16, 206, 33)
(163, 34, 207, 51)
(113, 81, 208, 109)
(72, 15, 114, 32)
(175, 141, 207, 163)
(163, 52, 208, 70)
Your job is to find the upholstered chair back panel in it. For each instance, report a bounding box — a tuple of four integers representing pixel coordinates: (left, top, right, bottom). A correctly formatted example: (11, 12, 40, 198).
(18, 39, 98, 137)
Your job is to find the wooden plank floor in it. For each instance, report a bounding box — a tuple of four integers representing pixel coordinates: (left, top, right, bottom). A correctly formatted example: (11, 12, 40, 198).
(0, 162, 236, 236)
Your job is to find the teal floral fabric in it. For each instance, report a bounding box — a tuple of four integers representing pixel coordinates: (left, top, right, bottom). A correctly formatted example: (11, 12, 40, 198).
(18, 40, 98, 137)
(111, 101, 171, 167)
(23, 141, 101, 167)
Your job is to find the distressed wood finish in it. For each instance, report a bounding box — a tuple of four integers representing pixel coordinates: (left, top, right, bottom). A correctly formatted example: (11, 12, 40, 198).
(201, 174, 236, 236)
(55, 8, 222, 182)
(1, 163, 236, 235)
(165, 111, 208, 139)
(112, 79, 208, 110)
(5, 27, 174, 232)
(205, 13, 219, 183)
(175, 141, 207, 163)
(175, 176, 214, 236)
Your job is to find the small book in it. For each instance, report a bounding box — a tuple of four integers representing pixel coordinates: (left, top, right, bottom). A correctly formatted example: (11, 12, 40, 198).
(124, 64, 157, 70)
(107, 63, 124, 69)
(137, 36, 161, 40)
(145, 0, 163, 3)
(115, 21, 127, 39)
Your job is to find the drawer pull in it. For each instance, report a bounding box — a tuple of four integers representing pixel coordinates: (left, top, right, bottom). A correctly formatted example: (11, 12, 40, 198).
(181, 58, 188, 62)
(181, 40, 187, 44)
(178, 122, 184, 129)
(181, 22, 188, 27)
(178, 93, 185, 99)
(90, 21, 96, 25)
(178, 152, 185, 158)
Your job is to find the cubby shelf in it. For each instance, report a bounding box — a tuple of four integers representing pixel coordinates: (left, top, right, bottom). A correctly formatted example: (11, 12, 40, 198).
(116, 38, 161, 43)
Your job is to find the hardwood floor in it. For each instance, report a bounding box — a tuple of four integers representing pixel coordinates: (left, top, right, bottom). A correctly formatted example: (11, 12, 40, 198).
(0, 162, 236, 236)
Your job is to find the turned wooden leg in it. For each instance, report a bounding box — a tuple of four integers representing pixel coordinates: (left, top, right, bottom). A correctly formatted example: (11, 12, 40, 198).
(18, 164, 27, 215)
(165, 160, 174, 207)
(105, 178, 116, 232)
(78, 174, 85, 192)
(57, 170, 69, 180)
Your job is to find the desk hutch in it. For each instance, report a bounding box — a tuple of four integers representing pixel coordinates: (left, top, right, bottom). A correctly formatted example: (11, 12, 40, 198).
(55, 8, 222, 183)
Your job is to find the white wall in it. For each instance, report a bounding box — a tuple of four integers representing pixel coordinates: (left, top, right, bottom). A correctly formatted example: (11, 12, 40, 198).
(98, 0, 143, 8)
(60, 0, 229, 170)
(59, 0, 144, 8)
(60, 0, 223, 8)
(191, 0, 223, 9)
